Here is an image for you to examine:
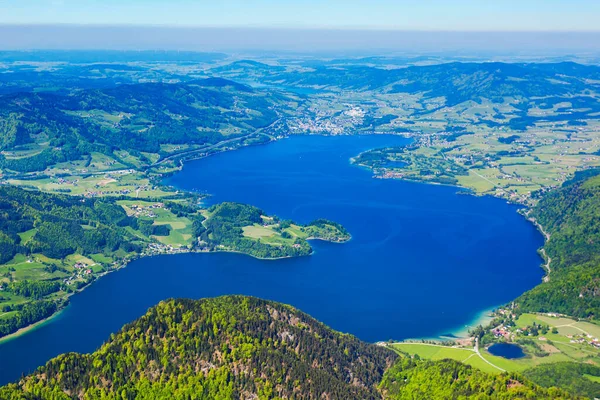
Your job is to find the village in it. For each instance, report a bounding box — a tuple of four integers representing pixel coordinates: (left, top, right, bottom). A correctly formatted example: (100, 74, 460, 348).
(486, 308, 600, 351)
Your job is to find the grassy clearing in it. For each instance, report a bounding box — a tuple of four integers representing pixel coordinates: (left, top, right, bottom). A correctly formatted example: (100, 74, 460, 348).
(356, 113, 600, 205)
(242, 225, 277, 239)
(480, 348, 573, 372)
(476, 313, 600, 371)
(457, 171, 496, 192)
(393, 313, 600, 375)
(8, 170, 174, 199)
(17, 229, 37, 245)
(516, 313, 600, 340)
(392, 343, 500, 374)
(242, 224, 299, 247)
(118, 200, 195, 248)
(241, 222, 313, 246)
(585, 374, 600, 383)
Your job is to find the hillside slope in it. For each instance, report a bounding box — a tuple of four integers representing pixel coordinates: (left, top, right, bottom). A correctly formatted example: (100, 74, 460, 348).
(0, 296, 577, 399)
(516, 170, 600, 318)
(0, 78, 291, 172)
(0, 296, 396, 399)
(380, 357, 575, 400)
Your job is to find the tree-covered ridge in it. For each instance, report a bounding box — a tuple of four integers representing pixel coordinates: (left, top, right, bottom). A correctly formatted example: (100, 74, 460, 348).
(0, 296, 577, 400)
(530, 173, 600, 270)
(0, 185, 148, 337)
(516, 172, 600, 318)
(228, 60, 600, 104)
(0, 185, 140, 263)
(0, 296, 397, 399)
(199, 202, 350, 259)
(0, 78, 292, 172)
(0, 190, 350, 338)
(379, 357, 577, 400)
(353, 145, 469, 186)
(523, 362, 600, 400)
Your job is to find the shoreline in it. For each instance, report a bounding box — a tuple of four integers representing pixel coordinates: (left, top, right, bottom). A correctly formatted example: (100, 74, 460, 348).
(203, 235, 352, 261)
(0, 234, 351, 342)
(0, 263, 131, 344)
(446, 306, 497, 340)
(0, 308, 66, 345)
(0, 133, 550, 350)
(358, 154, 551, 344)
(399, 306, 497, 344)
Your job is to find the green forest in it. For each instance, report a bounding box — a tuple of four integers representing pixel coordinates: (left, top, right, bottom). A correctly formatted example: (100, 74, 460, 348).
(0, 78, 292, 173)
(522, 362, 600, 399)
(0, 185, 141, 262)
(0, 189, 350, 339)
(0, 185, 144, 337)
(516, 170, 600, 318)
(0, 296, 578, 399)
(200, 202, 350, 259)
(380, 357, 574, 399)
(2, 55, 600, 399)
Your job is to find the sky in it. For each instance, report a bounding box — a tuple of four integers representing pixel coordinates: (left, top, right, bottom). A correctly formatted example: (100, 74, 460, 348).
(1, 0, 600, 31)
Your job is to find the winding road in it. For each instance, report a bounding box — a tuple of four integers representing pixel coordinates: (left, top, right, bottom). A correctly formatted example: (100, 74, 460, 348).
(388, 339, 506, 372)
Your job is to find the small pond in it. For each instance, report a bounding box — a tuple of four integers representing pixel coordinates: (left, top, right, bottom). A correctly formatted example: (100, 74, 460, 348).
(487, 343, 526, 359)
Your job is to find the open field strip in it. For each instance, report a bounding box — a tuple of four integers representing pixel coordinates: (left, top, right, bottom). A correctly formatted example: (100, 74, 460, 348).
(390, 343, 505, 374)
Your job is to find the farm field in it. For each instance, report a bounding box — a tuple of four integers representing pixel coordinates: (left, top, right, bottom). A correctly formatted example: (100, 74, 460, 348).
(391, 343, 501, 374)
(7, 170, 175, 198)
(118, 200, 195, 247)
(394, 313, 600, 376)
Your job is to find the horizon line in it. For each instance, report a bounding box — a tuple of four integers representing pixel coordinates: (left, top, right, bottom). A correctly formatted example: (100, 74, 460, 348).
(1, 23, 600, 34)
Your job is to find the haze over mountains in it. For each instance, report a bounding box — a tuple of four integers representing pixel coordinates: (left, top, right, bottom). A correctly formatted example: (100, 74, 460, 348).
(1, 26, 600, 55)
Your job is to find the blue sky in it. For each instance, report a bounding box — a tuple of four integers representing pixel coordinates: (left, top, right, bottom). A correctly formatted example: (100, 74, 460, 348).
(1, 0, 600, 31)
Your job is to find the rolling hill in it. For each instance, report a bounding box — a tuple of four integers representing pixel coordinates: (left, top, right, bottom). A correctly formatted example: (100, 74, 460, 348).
(0, 296, 577, 399)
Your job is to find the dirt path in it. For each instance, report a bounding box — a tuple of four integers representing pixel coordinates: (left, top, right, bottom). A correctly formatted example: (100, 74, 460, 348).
(475, 338, 506, 372)
(389, 340, 507, 373)
(556, 322, 590, 336)
(540, 248, 552, 282)
(472, 170, 497, 188)
(527, 216, 552, 282)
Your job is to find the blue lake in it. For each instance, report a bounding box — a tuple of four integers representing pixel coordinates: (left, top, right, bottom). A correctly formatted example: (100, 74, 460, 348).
(0, 134, 544, 385)
(488, 343, 526, 359)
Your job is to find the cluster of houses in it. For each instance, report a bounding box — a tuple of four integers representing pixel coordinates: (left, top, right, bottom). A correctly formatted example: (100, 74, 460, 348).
(345, 107, 366, 118)
(290, 117, 345, 135)
(62, 262, 94, 286)
(489, 310, 600, 350)
(568, 334, 600, 349)
(127, 203, 164, 218)
(144, 242, 187, 256)
(73, 262, 93, 275)
(379, 170, 406, 180)
(491, 326, 513, 340)
(56, 177, 78, 186)
(84, 188, 132, 198)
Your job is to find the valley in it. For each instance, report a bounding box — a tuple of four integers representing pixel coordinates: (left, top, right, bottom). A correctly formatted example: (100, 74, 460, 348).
(2, 51, 600, 398)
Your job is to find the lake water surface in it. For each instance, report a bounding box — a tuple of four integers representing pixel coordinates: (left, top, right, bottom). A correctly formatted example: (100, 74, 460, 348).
(0, 134, 544, 384)
(488, 343, 526, 359)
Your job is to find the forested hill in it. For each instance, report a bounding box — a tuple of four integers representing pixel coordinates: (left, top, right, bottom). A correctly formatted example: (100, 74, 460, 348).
(0, 296, 577, 399)
(516, 170, 600, 318)
(222, 61, 600, 103)
(0, 296, 397, 399)
(0, 78, 292, 172)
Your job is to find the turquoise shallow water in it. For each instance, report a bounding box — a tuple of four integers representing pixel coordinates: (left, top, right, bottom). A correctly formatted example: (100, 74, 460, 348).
(0, 134, 543, 384)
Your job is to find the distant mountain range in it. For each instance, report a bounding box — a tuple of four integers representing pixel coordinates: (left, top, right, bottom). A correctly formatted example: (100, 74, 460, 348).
(0, 78, 291, 172)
